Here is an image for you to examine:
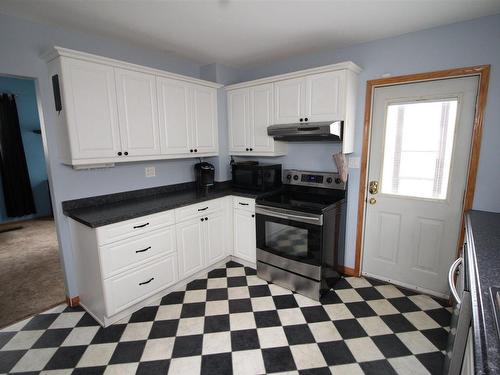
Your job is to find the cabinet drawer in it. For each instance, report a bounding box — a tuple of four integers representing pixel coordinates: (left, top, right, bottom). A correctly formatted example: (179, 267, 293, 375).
(175, 199, 223, 222)
(100, 227, 176, 278)
(104, 254, 178, 316)
(96, 210, 175, 245)
(233, 196, 255, 212)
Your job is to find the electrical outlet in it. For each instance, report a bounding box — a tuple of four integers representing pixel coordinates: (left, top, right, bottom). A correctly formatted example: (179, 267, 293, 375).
(348, 156, 361, 169)
(145, 166, 156, 177)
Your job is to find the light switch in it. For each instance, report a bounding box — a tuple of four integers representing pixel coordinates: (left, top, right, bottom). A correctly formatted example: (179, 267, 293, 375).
(145, 166, 156, 177)
(348, 156, 361, 169)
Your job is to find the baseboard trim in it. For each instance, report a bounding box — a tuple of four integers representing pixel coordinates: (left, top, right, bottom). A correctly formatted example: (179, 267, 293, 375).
(336, 265, 357, 276)
(66, 296, 80, 307)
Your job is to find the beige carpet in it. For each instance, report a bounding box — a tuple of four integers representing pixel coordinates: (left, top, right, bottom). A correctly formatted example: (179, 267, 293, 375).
(0, 218, 66, 328)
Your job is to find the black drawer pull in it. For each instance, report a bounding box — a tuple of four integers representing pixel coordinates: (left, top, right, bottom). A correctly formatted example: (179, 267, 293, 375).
(198, 207, 208, 211)
(135, 246, 151, 254)
(133, 222, 149, 229)
(238, 202, 249, 206)
(139, 277, 154, 286)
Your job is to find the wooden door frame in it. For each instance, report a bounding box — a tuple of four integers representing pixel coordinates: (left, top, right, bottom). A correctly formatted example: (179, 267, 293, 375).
(354, 65, 491, 277)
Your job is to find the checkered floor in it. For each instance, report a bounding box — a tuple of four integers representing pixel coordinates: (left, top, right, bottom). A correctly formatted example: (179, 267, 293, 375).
(0, 261, 451, 374)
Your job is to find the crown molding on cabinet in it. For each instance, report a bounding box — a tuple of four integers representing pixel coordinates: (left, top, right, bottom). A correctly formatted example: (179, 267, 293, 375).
(42, 46, 223, 89)
(224, 61, 362, 91)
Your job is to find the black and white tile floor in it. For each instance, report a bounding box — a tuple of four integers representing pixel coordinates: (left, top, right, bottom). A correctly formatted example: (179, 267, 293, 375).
(0, 261, 452, 374)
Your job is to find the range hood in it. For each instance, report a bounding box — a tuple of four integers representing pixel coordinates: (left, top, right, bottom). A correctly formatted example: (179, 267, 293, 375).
(267, 121, 343, 142)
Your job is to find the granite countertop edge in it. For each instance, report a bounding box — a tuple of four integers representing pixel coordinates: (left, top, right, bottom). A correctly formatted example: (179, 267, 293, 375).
(62, 182, 267, 228)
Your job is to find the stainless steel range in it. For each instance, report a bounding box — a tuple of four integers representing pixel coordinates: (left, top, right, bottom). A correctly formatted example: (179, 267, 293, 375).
(255, 169, 347, 300)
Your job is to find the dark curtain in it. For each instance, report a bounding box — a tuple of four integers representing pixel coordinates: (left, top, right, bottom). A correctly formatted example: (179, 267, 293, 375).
(0, 93, 36, 217)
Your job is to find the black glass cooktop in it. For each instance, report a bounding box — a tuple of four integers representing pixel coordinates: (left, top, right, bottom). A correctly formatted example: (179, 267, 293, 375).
(257, 186, 346, 213)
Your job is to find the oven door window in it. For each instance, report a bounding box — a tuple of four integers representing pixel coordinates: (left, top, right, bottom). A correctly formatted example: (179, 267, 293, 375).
(256, 214, 322, 266)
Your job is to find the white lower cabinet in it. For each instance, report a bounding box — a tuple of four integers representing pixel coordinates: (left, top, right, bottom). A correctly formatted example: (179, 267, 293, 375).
(70, 195, 252, 327)
(176, 216, 206, 279)
(233, 208, 256, 264)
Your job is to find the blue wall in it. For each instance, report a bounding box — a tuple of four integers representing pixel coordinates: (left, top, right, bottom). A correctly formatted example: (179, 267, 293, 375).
(232, 14, 500, 269)
(0, 76, 50, 223)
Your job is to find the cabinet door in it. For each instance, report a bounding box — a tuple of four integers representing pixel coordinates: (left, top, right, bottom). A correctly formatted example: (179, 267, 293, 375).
(157, 77, 191, 155)
(191, 85, 218, 153)
(61, 58, 121, 159)
(115, 68, 161, 157)
(274, 77, 306, 124)
(227, 88, 250, 152)
(306, 71, 345, 122)
(205, 209, 227, 265)
(176, 217, 205, 279)
(233, 209, 256, 263)
(250, 84, 274, 152)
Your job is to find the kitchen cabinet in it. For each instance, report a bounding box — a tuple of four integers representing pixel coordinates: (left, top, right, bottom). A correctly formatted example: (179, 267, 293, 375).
(46, 47, 221, 168)
(225, 61, 360, 153)
(115, 68, 161, 157)
(176, 216, 206, 279)
(205, 209, 228, 265)
(52, 58, 122, 162)
(233, 207, 256, 264)
(227, 83, 287, 156)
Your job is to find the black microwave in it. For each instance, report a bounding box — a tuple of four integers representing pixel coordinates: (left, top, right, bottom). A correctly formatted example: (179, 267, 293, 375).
(232, 163, 282, 191)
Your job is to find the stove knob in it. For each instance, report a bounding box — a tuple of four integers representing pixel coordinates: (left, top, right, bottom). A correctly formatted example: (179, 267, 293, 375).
(335, 178, 342, 184)
(293, 175, 299, 181)
(286, 174, 292, 180)
(326, 177, 333, 184)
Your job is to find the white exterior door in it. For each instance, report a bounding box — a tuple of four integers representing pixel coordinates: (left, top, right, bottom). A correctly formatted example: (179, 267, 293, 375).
(205, 210, 227, 264)
(176, 217, 205, 279)
(306, 71, 344, 122)
(191, 85, 218, 153)
(250, 83, 274, 152)
(61, 59, 121, 159)
(115, 68, 161, 157)
(274, 78, 305, 124)
(228, 88, 249, 152)
(362, 76, 479, 297)
(233, 209, 256, 263)
(157, 77, 191, 155)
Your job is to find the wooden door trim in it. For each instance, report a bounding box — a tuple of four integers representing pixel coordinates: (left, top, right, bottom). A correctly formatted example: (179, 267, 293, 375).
(354, 65, 490, 277)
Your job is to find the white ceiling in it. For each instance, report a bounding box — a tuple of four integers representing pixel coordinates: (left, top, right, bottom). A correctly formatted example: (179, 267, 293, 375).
(1, 0, 500, 67)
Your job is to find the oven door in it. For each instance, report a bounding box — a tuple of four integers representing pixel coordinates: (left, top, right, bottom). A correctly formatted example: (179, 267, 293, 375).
(255, 205, 323, 269)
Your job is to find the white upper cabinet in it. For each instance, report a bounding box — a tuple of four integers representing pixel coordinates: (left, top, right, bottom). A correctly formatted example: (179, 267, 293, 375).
(225, 62, 360, 154)
(274, 77, 306, 124)
(191, 85, 218, 154)
(45, 47, 221, 168)
(157, 77, 191, 155)
(57, 58, 122, 161)
(115, 68, 161, 157)
(306, 71, 345, 122)
(227, 83, 286, 156)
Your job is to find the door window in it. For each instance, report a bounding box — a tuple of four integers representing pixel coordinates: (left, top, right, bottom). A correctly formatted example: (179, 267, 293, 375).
(381, 99, 458, 199)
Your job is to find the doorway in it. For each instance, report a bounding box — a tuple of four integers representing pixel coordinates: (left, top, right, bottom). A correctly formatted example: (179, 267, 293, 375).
(355, 66, 490, 298)
(0, 75, 65, 328)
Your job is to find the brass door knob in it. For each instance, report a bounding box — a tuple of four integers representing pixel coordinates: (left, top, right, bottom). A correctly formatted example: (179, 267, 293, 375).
(369, 181, 379, 195)
(369, 198, 377, 205)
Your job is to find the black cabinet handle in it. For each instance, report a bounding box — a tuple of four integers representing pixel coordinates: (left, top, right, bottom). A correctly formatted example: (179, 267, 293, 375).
(249, 148, 253, 151)
(117, 152, 122, 156)
(124, 151, 129, 155)
(194, 149, 198, 152)
(245, 148, 249, 151)
(139, 277, 154, 286)
(252, 214, 255, 218)
(190, 149, 193, 152)
(201, 218, 204, 222)
(239, 202, 249, 206)
(135, 246, 151, 254)
(205, 217, 208, 220)
(133, 222, 149, 229)
(299, 118, 303, 122)
(304, 118, 308, 122)
(198, 207, 208, 211)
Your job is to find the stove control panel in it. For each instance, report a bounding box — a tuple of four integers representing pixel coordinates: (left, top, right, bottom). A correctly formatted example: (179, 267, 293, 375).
(284, 169, 346, 190)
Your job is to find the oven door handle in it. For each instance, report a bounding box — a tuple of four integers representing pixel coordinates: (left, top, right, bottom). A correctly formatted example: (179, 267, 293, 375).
(255, 206, 323, 225)
(448, 257, 463, 304)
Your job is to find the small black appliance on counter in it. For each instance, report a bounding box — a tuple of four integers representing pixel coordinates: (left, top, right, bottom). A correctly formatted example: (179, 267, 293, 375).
(232, 162, 282, 192)
(194, 162, 215, 192)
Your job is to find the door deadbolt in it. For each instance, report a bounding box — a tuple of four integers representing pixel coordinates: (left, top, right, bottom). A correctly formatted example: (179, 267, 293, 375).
(369, 198, 377, 205)
(369, 181, 379, 195)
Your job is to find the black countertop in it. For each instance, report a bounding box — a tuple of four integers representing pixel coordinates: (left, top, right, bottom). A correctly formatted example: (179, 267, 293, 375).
(62, 181, 270, 228)
(466, 210, 500, 375)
